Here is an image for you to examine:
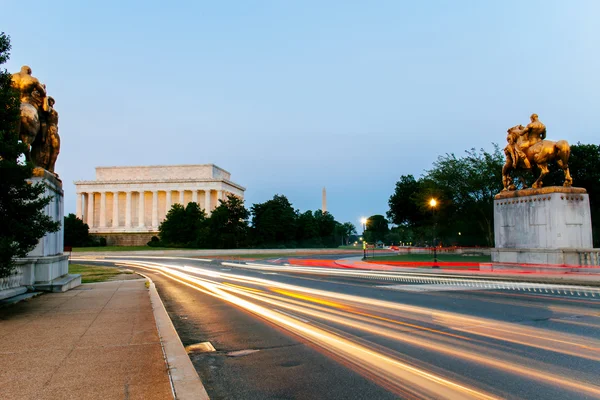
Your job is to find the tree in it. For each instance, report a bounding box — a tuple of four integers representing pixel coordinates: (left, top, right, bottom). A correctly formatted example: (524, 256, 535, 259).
(387, 146, 504, 247)
(296, 210, 320, 247)
(340, 222, 356, 245)
(159, 202, 207, 247)
(364, 215, 389, 243)
(0, 32, 59, 278)
(251, 195, 297, 246)
(313, 210, 337, 247)
(423, 146, 504, 246)
(208, 194, 250, 249)
(64, 213, 91, 247)
(387, 175, 426, 227)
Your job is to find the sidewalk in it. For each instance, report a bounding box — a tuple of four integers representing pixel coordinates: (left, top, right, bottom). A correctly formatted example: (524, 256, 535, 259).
(0, 279, 174, 400)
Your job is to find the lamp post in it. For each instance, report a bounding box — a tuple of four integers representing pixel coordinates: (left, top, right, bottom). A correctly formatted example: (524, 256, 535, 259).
(360, 217, 367, 259)
(429, 198, 438, 267)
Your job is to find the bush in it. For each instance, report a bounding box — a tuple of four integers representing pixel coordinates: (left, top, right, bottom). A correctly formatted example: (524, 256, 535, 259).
(64, 214, 92, 247)
(147, 236, 162, 247)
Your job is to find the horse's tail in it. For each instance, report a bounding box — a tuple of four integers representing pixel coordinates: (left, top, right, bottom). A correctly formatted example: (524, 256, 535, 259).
(555, 140, 570, 168)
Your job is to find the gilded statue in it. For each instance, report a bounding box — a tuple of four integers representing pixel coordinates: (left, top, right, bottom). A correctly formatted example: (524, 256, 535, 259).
(31, 97, 60, 173)
(502, 114, 572, 191)
(11, 66, 60, 173)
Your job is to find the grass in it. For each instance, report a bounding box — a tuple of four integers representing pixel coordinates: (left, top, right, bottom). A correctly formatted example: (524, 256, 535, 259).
(69, 264, 134, 283)
(72, 246, 171, 252)
(72, 246, 364, 254)
(369, 253, 492, 263)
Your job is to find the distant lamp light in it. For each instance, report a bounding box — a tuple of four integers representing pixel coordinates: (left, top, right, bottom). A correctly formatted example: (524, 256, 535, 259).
(360, 217, 367, 225)
(429, 197, 438, 266)
(458, 232, 462, 236)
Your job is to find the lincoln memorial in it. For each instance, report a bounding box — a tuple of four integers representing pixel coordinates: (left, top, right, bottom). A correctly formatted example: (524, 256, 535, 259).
(74, 164, 245, 245)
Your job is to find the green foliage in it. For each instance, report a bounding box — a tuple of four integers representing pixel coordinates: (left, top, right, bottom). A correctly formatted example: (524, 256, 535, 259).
(159, 202, 208, 247)
(153, 192, 349, 250)
(424, 146, 504, 246)
(251, 195, 297, 246)
(64, 213, 91, 247)
(364, 214, 389, 243)
(387, 175, 426, 227)
(0, 32, 60, 277)
(336, 222, 356, 245)
(207, 195, 250, 249)
(313, 210, 337, 247)
(63, 214, 106, 247)
(147, 236, 161, 247)
(387, 146, 504, 247)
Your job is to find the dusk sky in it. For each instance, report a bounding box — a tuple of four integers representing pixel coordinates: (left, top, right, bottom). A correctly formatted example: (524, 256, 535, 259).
(3, 1, 599, 227)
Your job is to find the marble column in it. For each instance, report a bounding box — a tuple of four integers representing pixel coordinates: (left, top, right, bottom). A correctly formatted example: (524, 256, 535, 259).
(152, 191, 158, 228)
(81, 193, 87, 223)
(99, 192, 107, 227)
(138, 191, 145, 227)
(179, 190, 184, 205)
(87, 192, 95, 227)
(76, 193, 82, 219)
(205, 190, 211, 214)
(217, 190, 224, 202)
(166, 191, 172, 211)
(125, 191, 132, 228)
(112, 192, 119, 227)
(192, 190, 198, 204)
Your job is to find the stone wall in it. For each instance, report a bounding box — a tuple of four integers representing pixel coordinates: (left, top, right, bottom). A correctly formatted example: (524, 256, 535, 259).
(93, 232, 157, 246)
(96, 164, 231, 181)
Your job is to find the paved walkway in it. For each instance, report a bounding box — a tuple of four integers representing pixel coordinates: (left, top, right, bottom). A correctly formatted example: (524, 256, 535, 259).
(0, 279, 173, 400)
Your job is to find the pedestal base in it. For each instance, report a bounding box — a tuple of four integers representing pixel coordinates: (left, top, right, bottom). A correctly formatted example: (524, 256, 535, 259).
(493, 187, 595, 265)
(491, 248, 600, 266)
(0, 170, 80, 300)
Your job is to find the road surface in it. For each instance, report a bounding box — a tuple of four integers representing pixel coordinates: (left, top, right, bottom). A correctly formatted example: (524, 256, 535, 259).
(74, 255, 600, 400)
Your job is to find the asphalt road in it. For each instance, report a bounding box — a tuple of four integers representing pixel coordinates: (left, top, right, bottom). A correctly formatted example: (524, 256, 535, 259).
(75, 255, 600, 400)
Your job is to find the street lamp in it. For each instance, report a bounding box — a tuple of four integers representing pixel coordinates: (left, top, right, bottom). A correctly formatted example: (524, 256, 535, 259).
(429, 198, 438, 267)
(360, 217, 368, 259)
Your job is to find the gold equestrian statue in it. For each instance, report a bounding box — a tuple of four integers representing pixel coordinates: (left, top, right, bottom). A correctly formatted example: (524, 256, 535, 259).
(502, 114, 572, 191)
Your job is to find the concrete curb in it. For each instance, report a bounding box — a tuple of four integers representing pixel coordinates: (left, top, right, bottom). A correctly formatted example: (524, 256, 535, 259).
(140, 273, 210, 400)
(336, 257, 600, 287)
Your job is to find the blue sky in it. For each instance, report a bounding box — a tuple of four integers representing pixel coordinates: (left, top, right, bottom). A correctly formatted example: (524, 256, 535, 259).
(2, 1, 599, 227)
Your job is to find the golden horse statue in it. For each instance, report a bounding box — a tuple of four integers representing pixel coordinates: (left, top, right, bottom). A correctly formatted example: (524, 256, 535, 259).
(502, 123, 572, 191)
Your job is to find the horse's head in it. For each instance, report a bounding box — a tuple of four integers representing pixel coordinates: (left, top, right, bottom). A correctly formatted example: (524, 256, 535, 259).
(507, 124, 525, 134)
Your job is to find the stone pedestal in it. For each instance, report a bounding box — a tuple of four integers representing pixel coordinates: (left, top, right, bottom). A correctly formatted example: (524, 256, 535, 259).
(0, 170, 80, 300)
(492, 187, 595, 265)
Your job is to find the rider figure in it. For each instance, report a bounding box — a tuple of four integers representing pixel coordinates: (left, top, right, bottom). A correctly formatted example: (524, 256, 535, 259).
(522, 113, 547, 143)
(506, 114, 546, 169)
(505, 127, 531, 169)
(11, 65, 48, 111)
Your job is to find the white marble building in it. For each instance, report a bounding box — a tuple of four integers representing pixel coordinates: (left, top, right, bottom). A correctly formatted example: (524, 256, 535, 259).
(74, 164, 245, 244)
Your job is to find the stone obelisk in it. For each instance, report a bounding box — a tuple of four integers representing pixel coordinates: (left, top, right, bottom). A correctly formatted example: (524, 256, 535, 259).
(322, 187, 327, 213)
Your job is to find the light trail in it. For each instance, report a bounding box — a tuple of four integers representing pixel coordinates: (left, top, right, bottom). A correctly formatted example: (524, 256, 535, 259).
(127, 262, 498, 399)
(105, 258, 600, 362)
(73, 257, 600, 399)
